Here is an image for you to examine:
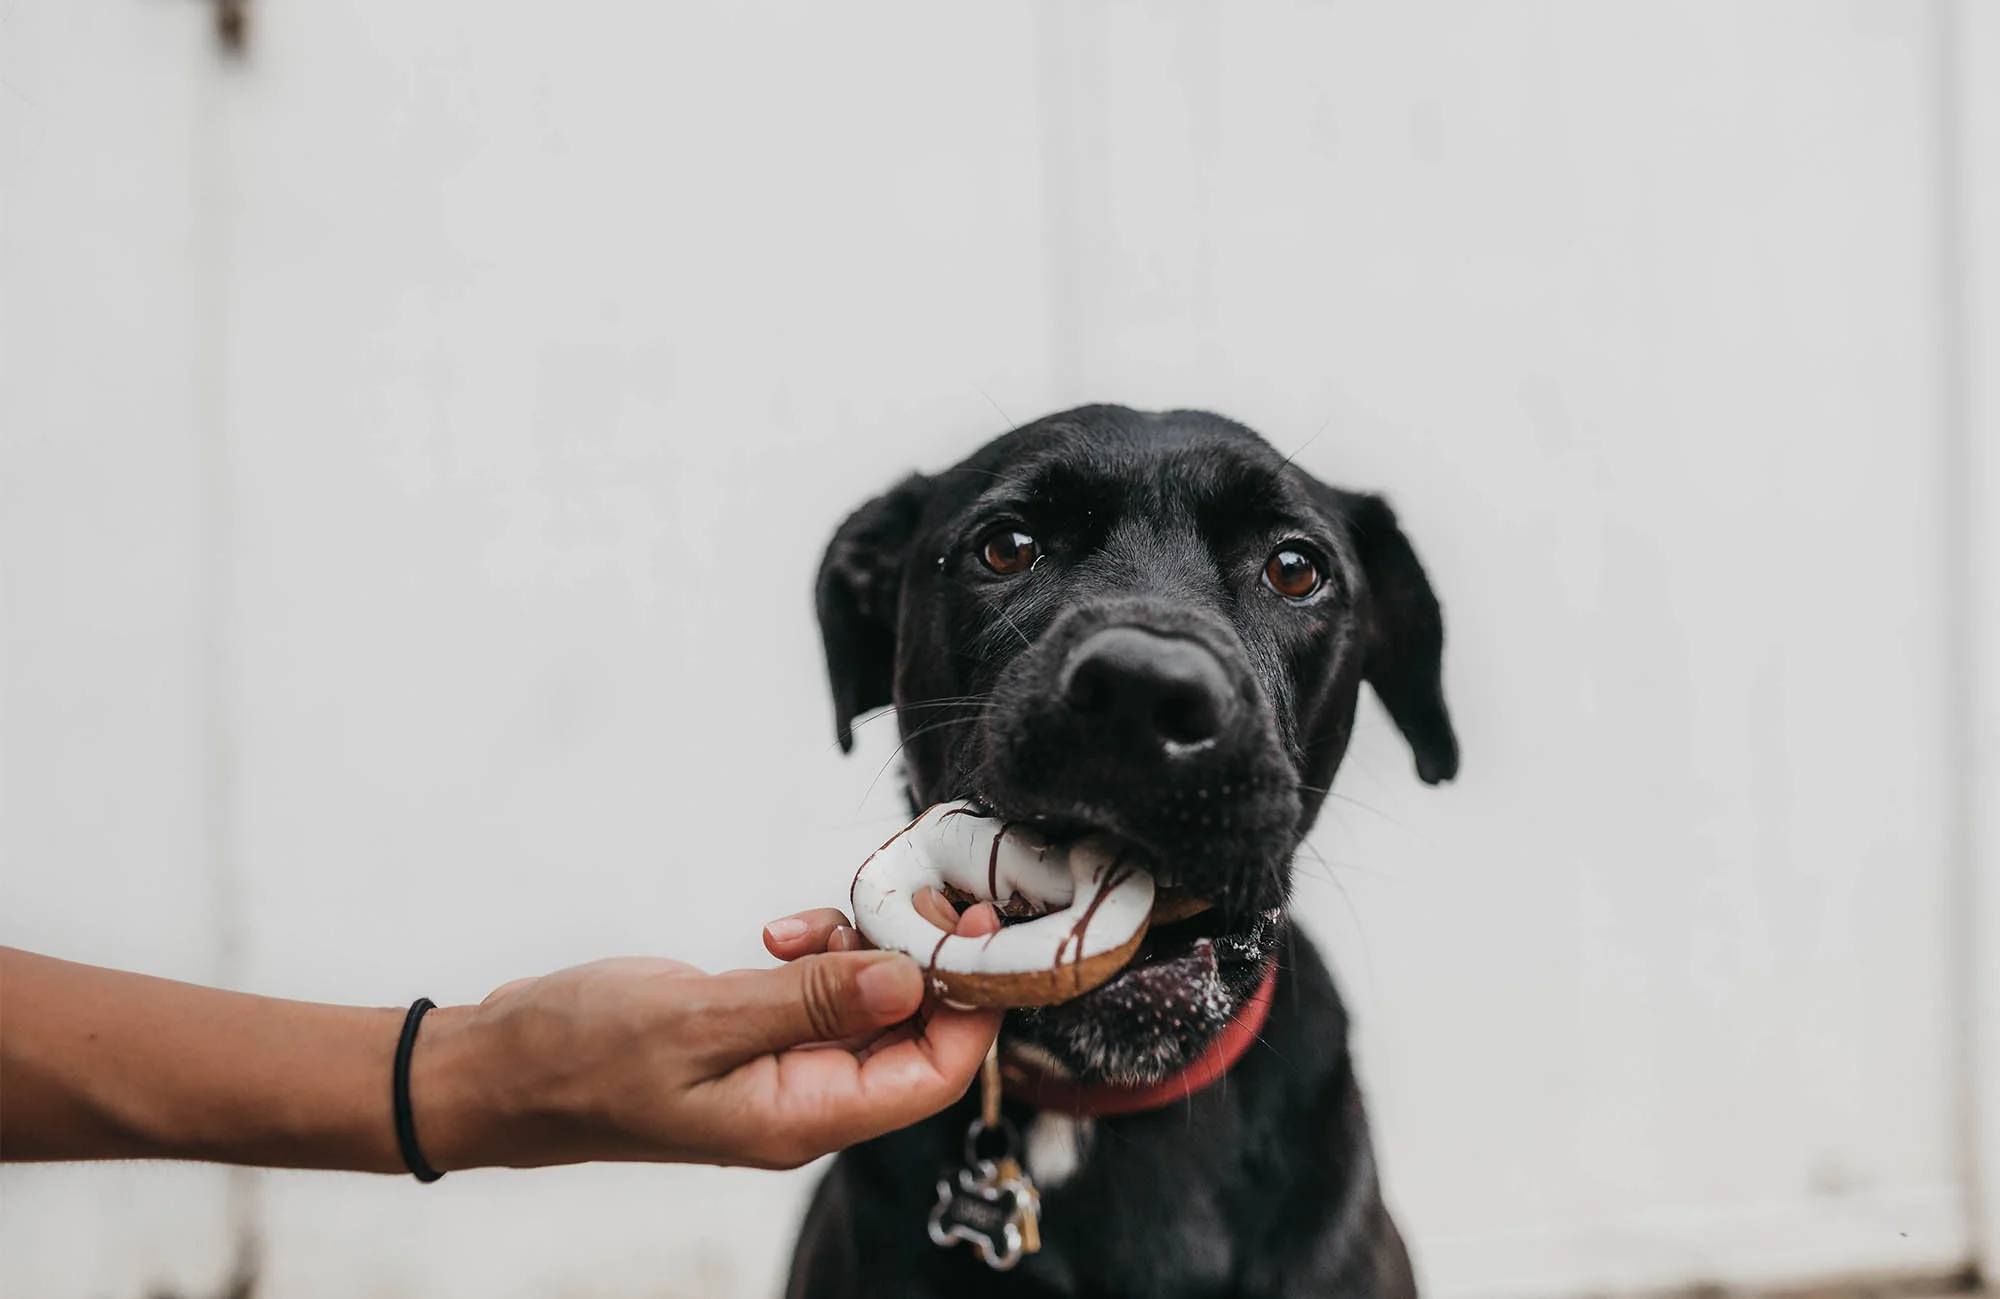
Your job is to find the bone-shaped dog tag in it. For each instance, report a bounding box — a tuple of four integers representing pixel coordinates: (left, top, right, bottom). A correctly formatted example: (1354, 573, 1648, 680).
(927, 1157, 1040, 1271)
(928, 1045, 1043, 1271)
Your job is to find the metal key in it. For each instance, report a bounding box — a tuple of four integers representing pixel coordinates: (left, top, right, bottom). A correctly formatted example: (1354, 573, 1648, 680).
(994, 1154, 1041, 1256)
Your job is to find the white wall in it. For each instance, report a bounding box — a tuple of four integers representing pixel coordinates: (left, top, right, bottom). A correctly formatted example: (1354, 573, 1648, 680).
(1954, 0, 2000, 1276)
(1, 5, 247, 1294)
(3, 3, 1991, 1297)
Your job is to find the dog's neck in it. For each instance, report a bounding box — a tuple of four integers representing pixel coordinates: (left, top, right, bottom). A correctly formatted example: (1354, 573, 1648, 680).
(999, 960, 1279, 1117)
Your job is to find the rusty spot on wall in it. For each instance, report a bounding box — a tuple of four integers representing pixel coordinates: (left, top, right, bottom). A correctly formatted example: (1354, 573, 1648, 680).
(214, 0, 248, 55)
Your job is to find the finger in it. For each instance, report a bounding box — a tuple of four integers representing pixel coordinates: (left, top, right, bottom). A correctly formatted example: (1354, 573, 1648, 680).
(912, 886, 959, 932)
(717, 1002, 1004, 1164)
(770, 894, 992, 962)
(862, 1002, 1003, 1107)
(694, 951, 927, 1066)
(955, 901, 1001, 937)
(762, 908, 853, 961)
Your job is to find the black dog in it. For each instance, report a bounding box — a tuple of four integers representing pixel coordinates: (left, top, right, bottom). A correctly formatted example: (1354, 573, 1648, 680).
(792, 405, 1456, 1298)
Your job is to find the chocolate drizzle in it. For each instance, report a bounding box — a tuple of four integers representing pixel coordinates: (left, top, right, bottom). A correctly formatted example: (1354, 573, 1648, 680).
(986, 824, 1009, 903)
(1053, 849, 1136, 992)
(926, 926, 954, 978)
(852, 811, 929, 915)
(847, 802, 1155, 1008)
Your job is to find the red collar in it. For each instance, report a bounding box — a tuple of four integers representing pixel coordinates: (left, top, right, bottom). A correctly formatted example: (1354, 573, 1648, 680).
(999, 962, 1280, 1117)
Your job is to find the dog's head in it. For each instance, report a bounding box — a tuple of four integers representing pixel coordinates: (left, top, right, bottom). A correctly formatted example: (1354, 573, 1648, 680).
(818, 406, 1456, 1084)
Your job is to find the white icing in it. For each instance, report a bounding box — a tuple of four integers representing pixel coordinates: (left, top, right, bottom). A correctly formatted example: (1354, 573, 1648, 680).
(849, 803, 1155, 977)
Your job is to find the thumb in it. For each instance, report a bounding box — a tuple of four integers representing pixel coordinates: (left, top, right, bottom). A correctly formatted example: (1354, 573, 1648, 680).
(695, 950, 927, 1064)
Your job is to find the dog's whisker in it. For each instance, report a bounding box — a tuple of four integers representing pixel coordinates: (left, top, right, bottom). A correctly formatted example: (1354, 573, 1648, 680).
(1248, 1029, 1303, 1081)
(829, 701, 988, 755)
(1292, 844, 1341, 891)
(856, 714, 988, 809)
(994, 607, 1034, 650)
(1294, 782, 1436, 846)
(1311, 855, 1377, 1001)
(1296, 837, 1397, 882)
(845, 700, 991, 740)
(972, 384, 1016, 432)
(1276, 416, 1332, 472)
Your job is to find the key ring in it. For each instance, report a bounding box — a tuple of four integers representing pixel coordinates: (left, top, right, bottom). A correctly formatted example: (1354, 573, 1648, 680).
(961, 1115, 1023, 1171)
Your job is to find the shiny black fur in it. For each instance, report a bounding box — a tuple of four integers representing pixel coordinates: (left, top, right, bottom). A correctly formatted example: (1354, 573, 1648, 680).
(795, 406, 1455, 1297)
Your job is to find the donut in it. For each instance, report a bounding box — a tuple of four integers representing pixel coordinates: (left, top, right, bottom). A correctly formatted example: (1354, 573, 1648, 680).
(1147, 886, 1213, 926)
(849, 803, 1157, 1008)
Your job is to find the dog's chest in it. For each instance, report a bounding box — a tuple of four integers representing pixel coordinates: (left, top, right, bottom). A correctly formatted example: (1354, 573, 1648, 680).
(999, 1115, 1243, 1296)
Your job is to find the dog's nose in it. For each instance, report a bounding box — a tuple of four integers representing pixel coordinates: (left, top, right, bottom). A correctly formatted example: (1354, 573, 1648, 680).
(1060, 628, 1237, 748)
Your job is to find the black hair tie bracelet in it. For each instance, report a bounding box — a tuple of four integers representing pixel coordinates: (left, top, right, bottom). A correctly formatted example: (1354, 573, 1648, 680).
(392, 997, 446, 1183)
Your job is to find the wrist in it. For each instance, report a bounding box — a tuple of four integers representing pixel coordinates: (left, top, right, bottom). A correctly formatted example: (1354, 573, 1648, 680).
(405, 1003, 505, 1172)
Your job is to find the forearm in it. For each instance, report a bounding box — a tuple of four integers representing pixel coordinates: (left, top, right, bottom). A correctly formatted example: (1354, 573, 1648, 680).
(1, 948, 416, 1171)
(2, 926, 998, 1174)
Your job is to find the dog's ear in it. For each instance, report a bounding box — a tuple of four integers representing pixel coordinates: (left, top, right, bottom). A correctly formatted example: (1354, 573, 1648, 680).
(816, 474, 932, 753)
(1319, 486, 1459, 784)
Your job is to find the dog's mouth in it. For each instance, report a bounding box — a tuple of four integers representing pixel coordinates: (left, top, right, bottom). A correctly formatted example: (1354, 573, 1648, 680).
(963, 810, 1288, 987)
(1131, 893, 1280, 971)
(956, 809, 1287, 1084)
(1006, 891, 1284, 1086)
(1059, 874, 1281, 1012)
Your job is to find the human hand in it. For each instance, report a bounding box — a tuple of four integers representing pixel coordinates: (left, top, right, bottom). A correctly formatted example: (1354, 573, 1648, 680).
(411, 893, 1001, 1171)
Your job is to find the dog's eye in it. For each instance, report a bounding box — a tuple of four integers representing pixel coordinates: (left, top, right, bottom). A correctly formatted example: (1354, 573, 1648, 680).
(1263, 546, 1321, 600)
(980, 528, 1039, 576)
